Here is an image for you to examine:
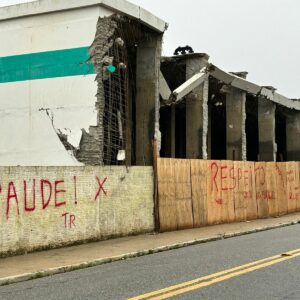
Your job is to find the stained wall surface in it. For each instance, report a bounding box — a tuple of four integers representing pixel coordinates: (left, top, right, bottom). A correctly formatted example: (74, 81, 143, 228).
(0, 166, 154, 256)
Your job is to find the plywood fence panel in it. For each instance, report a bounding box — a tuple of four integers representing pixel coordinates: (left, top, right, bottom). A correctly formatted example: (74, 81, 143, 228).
(207, 160, 235, 225)
(220, 160, 235, 223)
(232, 161, 257, 222)
(207, 160, 222, 225)
(265, 163, 278, 217)
(275, 162, 288, 216)
(190, 159, 208, 227)
(174, 159, 194, 230)
(158, 159, 300, 232)
(297, 163, 300, 212)
(245, 162, 257, 220)
(286, 162, 298, 213)
(157, 158, 177, 231)
(233, 161, 247, 222)
(255, 162, 269, 218)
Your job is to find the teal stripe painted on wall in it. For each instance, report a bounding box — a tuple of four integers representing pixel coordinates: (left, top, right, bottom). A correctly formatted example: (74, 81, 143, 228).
(0, 47, 96, 83)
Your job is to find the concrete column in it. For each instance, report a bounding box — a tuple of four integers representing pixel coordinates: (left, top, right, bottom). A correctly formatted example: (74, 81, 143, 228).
(226, 87, 247, 161)
(185, 55, 209, 159)
(286, 111, 300, 161)
(258, 98, 276, 161)
(135, 35, 162, 165)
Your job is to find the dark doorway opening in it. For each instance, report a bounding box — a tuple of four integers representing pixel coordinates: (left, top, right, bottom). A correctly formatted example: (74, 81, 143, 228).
(159, 57, 187, 158)
(246, 95, 259, 161)
(160, 106, 172, 158)
(276, 109, 287, 162)
(175, 103, 186, 158)
(209, 77, 226, 160)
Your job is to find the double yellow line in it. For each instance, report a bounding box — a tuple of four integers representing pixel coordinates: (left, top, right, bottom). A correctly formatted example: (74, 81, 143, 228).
(128, 248, 300, 300)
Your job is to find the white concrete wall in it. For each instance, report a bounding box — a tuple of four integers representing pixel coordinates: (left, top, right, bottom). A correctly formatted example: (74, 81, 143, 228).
(0, 166, 154, 256)
(0, 5, 113, 165)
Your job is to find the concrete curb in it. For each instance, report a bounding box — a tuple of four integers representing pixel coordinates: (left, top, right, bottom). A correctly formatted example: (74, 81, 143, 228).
(1, 219, 300, 286)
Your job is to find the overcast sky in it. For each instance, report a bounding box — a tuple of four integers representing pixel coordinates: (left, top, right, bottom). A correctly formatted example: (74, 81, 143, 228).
(1, 0, 300, 98)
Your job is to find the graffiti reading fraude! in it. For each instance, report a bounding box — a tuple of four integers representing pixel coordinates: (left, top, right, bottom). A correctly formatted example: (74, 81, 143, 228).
(2, 175, 108, 228)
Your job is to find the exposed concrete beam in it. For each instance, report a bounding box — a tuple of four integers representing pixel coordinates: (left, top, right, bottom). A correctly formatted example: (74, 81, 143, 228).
(209, 64, 261, 94)
(166, 61, 300, 111)
(273, 93, 300, 110)
(260, 87, 275, 100)
(208, 64, 300, 111)
(159, 71, 171, 101)
(169, 68, 208, 104)
(229, 71, 248, 79)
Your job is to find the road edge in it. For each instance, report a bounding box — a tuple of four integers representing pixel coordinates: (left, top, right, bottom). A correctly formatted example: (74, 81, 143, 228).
(1, 220, 299, 286)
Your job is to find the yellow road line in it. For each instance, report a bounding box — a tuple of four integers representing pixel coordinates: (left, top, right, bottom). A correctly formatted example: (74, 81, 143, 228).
(128, 248, 300, 300)
(148, 252, 300, 300)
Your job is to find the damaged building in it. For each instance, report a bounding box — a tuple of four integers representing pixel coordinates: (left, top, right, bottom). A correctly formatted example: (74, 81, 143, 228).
(0, 0, 300, 167)
(0, 0, 166, 166)
(160, 54, 300, 162)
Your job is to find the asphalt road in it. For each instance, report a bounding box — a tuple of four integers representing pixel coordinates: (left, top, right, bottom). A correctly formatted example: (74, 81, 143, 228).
(1, 224, 300, 300)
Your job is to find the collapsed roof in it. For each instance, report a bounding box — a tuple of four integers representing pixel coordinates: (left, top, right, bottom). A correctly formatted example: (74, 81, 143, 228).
(165, 59, 300, 110)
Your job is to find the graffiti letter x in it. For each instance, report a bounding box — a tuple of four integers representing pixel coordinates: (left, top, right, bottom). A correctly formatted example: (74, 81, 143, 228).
(94, 176, 108, 201)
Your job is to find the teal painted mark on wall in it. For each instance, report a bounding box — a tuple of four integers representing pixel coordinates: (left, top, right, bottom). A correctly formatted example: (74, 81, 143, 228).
(0, 47, 96, 83)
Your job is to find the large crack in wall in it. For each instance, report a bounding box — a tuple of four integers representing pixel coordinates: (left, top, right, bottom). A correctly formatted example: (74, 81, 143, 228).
(44, 14, 157, 166)
(75, 15, 118, 165)
(49, 14, 129, 166)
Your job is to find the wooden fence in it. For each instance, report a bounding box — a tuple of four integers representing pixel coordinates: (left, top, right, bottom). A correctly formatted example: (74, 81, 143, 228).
(157, 158, 300, 232)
